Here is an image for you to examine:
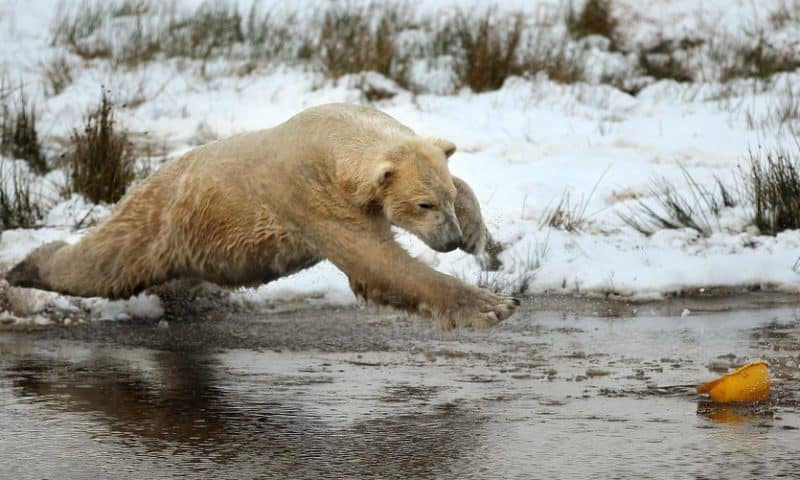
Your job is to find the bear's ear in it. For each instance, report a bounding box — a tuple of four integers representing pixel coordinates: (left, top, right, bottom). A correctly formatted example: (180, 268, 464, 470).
(348, 161, 394, 206)
(372, 161, 395, 187)
(430, 138, 456, 159)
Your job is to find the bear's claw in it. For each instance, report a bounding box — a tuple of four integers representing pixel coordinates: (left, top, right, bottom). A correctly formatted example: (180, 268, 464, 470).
(436, 289, 519, 331)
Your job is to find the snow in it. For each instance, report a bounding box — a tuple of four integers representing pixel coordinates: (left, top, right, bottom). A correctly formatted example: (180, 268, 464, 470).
(1, 0, 799, 325)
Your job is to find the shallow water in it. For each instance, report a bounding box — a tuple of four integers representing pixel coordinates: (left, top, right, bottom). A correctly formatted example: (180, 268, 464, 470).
(1, 299, 799, 479)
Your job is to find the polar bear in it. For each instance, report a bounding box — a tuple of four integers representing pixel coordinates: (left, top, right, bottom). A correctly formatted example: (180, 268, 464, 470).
(7, 103, 518, 329)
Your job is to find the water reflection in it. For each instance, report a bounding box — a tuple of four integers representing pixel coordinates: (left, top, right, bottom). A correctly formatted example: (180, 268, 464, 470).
(11, 352, 243, 452)
(696, 400, 773, 425)
(748, 320, 800, 411)
(5, 347, 486, 478)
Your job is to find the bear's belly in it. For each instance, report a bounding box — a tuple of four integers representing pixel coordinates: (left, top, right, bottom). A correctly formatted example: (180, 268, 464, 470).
(234, 253, 320, 287)
(203, 239, 321, 288)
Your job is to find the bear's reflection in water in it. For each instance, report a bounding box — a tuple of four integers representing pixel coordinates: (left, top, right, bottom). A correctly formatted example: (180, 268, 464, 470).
(7, 348, 486, 478)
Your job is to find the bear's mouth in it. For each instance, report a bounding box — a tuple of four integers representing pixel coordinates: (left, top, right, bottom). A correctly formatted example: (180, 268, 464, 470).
(433, 238, 462, 253)
(423, 216, 463, 252)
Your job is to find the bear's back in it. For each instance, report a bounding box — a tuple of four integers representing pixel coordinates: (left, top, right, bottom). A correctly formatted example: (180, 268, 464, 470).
(287, 103, 415, 144)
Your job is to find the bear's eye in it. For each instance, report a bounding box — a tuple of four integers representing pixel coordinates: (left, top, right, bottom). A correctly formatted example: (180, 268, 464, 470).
(418, 202, 436, 210)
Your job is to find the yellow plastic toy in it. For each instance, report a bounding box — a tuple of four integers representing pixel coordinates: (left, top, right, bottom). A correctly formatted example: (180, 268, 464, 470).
(697, 360, 770, 403)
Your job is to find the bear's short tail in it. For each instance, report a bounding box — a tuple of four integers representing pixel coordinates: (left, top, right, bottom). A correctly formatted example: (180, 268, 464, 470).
(5, 241, 68, 292)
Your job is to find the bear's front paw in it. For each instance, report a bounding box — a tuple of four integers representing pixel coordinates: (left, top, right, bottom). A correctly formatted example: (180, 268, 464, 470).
(438, 289, 520, 330)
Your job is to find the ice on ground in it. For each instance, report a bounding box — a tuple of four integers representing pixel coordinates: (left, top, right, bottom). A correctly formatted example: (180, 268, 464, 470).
(1, 0, 799, 324)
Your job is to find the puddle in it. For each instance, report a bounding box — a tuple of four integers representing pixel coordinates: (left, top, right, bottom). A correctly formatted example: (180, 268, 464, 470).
(1, 300, 799, 479)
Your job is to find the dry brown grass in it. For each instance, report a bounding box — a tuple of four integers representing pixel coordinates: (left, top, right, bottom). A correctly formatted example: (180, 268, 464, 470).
(435, 11, 525, 92)
(619, 144, 800, 238)
(45, 0, 800, 96)
(474, 239, 547, 295)
(0, 83, 48, 174)
(525, 32, 587, 84)
(769, 0, 800, 28)
(0, 158, 45, 230)
(64, 90, 135, 204)
(310, 3, 413, 88)
(540, 191, 593, 231)
(434, 11, 588, 91)
(713, 33, 800, 83)
(567, 0, 617, 44)
(638, 52, 694, 83)
(744, 144, 800, 235)
(41, 54, 74, 96)
(619, 168, 735, 237)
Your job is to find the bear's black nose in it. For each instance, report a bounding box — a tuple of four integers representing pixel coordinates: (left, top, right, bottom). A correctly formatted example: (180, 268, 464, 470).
(442, 239, 462, 252)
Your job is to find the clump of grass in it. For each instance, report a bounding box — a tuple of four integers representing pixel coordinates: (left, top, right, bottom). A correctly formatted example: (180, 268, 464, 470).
(540, 191, 592, 231)
(523, 34, 587, 84)
(0, 84, 48, 175)
(599, 71, 647, 96)
(744, 87, 800, 130)
(638, 52, 694, 83)
(243, 5, 296, 65)
(619, 167, 735, 237)
(64, 90, 135, 204)
(52, 1, 256, 68)
(433, 11, 587, 91)
(716, 34, 800, 83)
(53, 1, 409, 80)
(435, 11, 525, 92)
(769, 0, 800, 28)
(772, 88, 800, 125)
(112, 9, 169, 67)
(621, 145, 800, 237)
(45, 0, 800, 94)
(113, 1, 247, 70)
(111, 0, 154, 17)
(0, 159, 45, 230)
(309, 3, 413, 88)
(50, 1, 107, 46)
(540, 169, 607, 231)
(475, 239, 547, 295)
(632, 37, 702, 84)
(162, 2, 244, 61)
(567, 0, 617, 43)
(41, 54, 74, 96)
(51, 1, 113, 60)
(743, 145, 800, 235)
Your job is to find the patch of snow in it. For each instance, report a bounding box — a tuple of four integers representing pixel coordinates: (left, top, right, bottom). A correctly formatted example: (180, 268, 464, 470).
(79, 294, 164, 322)
(44, 195, 113, 228)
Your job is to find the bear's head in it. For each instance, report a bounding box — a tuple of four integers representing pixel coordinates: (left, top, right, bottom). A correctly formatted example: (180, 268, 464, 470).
(371, 138, 463, 252)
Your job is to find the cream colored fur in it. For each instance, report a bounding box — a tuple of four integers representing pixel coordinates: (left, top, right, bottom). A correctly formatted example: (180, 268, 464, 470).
(6, 103, 517, 329)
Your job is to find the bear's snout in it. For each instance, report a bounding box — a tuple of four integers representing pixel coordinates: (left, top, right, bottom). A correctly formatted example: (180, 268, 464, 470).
(427, 215, 462, 252)
(440, 238, 462, 252)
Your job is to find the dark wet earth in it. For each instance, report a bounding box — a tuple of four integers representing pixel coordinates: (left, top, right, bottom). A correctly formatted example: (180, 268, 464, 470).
(1, 295, 799, 479)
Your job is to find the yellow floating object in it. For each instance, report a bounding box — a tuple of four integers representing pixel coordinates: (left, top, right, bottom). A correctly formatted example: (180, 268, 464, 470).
(697, 360, 770, 403)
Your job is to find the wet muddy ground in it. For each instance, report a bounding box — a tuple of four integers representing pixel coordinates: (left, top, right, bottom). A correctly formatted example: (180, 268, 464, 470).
(1, 294, 799, 479)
